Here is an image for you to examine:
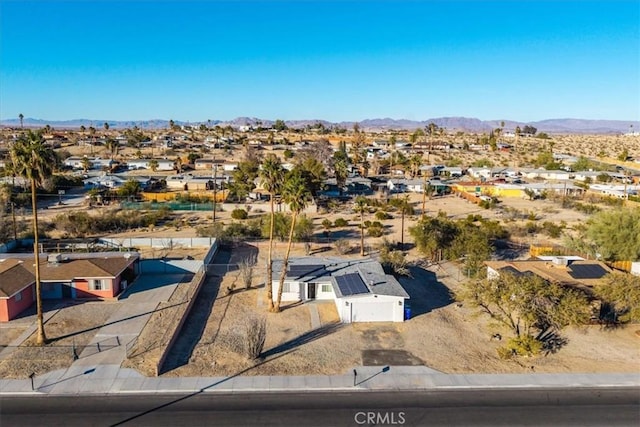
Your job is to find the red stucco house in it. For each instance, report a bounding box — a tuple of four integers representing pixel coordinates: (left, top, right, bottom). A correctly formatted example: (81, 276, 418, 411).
(0, 253, 139, 322)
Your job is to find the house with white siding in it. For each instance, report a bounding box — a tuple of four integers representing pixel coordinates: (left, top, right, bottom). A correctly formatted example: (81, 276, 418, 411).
(272, 257, 409, 323)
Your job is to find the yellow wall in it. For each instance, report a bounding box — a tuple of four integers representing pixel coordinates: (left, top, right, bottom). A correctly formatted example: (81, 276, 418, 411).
(141, 190, 229, 202)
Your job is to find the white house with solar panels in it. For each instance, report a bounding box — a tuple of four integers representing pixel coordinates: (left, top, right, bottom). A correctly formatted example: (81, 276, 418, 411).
(272, 257, 410, 323)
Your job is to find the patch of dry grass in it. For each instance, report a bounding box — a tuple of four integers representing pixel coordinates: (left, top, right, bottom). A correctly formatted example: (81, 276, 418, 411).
(0, 302, 118, 378)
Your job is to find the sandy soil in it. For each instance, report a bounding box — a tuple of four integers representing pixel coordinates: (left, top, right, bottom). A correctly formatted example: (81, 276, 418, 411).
(145, 243, 640, 378)
(0, 301, 118, 378)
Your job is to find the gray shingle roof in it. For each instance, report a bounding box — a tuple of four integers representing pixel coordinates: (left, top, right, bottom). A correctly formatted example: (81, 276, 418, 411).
(272, 257, 409, 299)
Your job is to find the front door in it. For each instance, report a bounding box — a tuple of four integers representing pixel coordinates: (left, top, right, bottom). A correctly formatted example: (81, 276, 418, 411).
(307, 283, 316, 300)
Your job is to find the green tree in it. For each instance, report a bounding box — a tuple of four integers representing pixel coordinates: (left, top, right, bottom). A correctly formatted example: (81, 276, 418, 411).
(354, 196, 368, 256)
(19, 113, 24, 129)
(148, 159, 159, 172)
(296, 157, 326, 198)
(103, 122, 110, 132)
(228, 156, 260, 201)
(332, 148, 349, 194)
(74, 157, 89, 174)
(618, 149, 629, 162)
(459, 272, 590, 354)
(10, 130, 57, 345)
(585, 208, 640, 261)
(409, 215, 457, 261)
(572, 156, 594, 171)
(259, 154, 285, 312)
(596, 272, 640, 323)
(275, 169, 311, 312)
(273, 119, 287, 131)
(118, 179, 141, 199)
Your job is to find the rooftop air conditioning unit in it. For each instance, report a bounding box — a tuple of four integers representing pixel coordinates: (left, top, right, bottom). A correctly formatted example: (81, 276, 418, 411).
(552, 256, 569, 266)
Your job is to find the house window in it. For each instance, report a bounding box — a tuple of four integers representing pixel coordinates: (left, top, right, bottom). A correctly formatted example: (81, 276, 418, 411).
(90, 279, 108, 291)
(15, 291, 22, 302)
(282, 283, 292, 293)
(321, 284, 332, 293)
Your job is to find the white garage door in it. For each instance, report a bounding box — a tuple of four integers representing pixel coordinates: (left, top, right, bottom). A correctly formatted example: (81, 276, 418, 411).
(351, 301, 394, 322)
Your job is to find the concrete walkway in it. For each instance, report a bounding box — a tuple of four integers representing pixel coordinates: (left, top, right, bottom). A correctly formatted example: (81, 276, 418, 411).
(1, 365, 637, 396)
(69, 274, 186, 367)
(307, 303, 321, 329)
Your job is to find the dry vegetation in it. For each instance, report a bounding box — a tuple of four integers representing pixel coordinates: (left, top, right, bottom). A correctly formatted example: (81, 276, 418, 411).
(0, 302, 118, 378)
(1, 128, 639, 379)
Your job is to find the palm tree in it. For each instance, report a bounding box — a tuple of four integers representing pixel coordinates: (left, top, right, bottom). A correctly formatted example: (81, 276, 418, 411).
(174, 156, 183, 174)
(399, 195, 411, 250)
(105, 138, 118, 161)
(10, 130, 56, 345)
(354, 196, 368, 256)
(18, 113, 24, 129)
(259, 154, 285, 312)
(80, 156, 92, 173)
(103, 122, 110, 132)
(88, 126, 96, 155)
(275, 169, 311, 312)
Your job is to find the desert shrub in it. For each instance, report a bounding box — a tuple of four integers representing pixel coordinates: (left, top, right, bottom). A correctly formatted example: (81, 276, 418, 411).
(239, 255, 257, 289)
(375, 210, 391, 220)
(525, 221, 539, 234)
(367, 224, 384, 237)
(334, 217, 349, 227)
(573, 203, 601, 215)
(334, 238, 350, 255)
(497, 335, 543, 359)
(541, 221, 564, 238)
(231, 208, 248, 220)
(244, 315, 267, 359)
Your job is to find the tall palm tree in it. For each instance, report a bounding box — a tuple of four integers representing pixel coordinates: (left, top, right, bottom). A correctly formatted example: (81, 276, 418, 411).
(10, 130, 56, 345)
(354, 196, 368, 256)
(18, 113, 24, 129)
(259, 154, 285, 312)
(275, 169, 311, 312)
(105, 138, 118, 161)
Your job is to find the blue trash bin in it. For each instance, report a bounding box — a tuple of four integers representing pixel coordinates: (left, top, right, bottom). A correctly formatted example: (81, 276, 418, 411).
(404, 304, 412, 320)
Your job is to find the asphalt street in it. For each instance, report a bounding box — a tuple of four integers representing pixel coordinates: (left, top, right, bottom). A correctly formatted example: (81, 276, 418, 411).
(2, 387, 638, 427)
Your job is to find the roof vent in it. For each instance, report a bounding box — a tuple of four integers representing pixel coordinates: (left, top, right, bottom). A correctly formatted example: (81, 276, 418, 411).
(47, 253, 62, 265)
(552, 256, 569, 266)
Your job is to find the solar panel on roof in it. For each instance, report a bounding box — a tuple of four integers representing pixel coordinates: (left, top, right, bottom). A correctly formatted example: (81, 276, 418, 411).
(335, 273, 369, 296)
(568, 264, 608, 280)
(287, 264, 325, 279)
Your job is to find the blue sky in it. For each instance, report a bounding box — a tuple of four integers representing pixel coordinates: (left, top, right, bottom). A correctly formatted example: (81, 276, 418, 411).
(1, 0, 638, 122)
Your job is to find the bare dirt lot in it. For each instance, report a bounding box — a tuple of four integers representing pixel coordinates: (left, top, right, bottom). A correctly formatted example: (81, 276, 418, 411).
(0, 301, 119, 378)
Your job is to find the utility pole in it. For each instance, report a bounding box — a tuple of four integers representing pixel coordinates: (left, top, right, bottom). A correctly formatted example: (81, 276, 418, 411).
(11, 202, 17, 241)
(421, 174, 427, 219)
(212, 160, 218, 224)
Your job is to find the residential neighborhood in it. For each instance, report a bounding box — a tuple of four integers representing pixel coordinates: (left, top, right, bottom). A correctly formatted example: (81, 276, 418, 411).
(1, 0, 638, 423)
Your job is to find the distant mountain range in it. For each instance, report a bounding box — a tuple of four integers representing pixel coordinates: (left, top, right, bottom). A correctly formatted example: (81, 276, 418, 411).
(1, 116, 638, 134)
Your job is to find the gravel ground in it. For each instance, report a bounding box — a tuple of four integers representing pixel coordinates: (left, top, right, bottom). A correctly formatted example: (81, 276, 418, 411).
(0, 301, 118, 378)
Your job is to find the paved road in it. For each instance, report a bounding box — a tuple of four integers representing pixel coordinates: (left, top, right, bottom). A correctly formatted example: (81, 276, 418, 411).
(2, 388, 638, 426)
